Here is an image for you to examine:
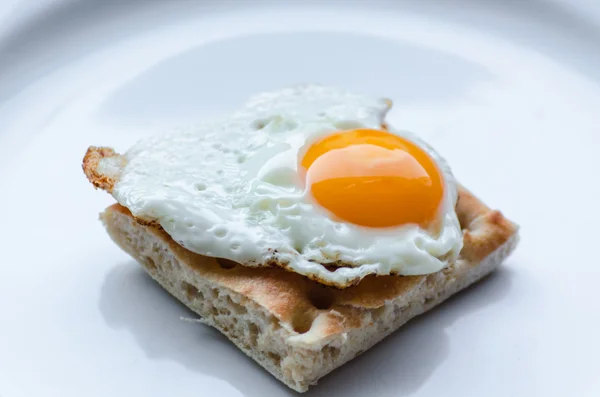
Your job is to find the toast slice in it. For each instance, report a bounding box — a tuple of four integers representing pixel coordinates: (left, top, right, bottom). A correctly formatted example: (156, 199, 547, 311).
(85, 146, 519, 392)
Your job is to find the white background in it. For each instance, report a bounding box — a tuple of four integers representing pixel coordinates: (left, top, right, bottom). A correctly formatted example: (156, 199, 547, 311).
(0, 1, 599, 396)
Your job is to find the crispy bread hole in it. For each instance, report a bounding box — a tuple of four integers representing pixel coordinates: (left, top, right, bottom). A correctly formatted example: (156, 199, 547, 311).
(267, 352, 282, 367)
(143, 256, 157, 271)
(182, 281, 201, 300)
(218, 307, 231, 316)
(248, 323, 259, 345)
(308, 285, 335, 310)
(216, 258, 237, 270)
(323, 345, 341, 362)
(291, 311, 314, 334)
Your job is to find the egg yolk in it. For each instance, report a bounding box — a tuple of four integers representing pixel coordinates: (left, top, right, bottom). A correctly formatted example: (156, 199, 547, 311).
(301, 129, 444, 228)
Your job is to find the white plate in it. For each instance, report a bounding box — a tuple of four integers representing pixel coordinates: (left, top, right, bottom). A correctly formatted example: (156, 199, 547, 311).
(1, 1, 599, 396)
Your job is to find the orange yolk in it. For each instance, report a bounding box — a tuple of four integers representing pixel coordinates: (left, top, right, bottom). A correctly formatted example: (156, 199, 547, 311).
(301, 129, 444, 228)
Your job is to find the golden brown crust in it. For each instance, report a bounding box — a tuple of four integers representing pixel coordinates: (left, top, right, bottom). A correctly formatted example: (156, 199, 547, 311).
(455, 186, 518, 262)
(107, 193, 517, 325)
(106, 204, 404, 336)
(82, 146, 123, 193)
(86, 146, 518, 289)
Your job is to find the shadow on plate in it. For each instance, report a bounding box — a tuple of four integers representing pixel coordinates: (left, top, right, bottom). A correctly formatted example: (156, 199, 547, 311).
(99, 260, 514, 397)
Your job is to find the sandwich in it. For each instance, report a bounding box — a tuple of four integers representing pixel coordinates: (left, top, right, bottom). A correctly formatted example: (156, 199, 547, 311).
(83, 85, 519, 392)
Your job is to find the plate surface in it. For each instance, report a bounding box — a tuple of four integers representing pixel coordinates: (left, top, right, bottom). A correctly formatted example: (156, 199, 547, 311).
(1, 1, 600, 396)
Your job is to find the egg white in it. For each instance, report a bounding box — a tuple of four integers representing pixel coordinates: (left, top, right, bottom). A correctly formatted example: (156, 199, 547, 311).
(113, 85, 463, 286)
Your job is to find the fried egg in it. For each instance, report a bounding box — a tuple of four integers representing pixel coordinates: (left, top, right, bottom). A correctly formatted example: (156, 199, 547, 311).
(113, 85, 463, 287)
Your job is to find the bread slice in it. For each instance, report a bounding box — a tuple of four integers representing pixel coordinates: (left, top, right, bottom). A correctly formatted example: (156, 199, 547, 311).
(85, 146, 519, 392)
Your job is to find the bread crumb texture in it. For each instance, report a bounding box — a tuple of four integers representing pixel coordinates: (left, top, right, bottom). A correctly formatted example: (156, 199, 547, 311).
(100, 196, 518, 392)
